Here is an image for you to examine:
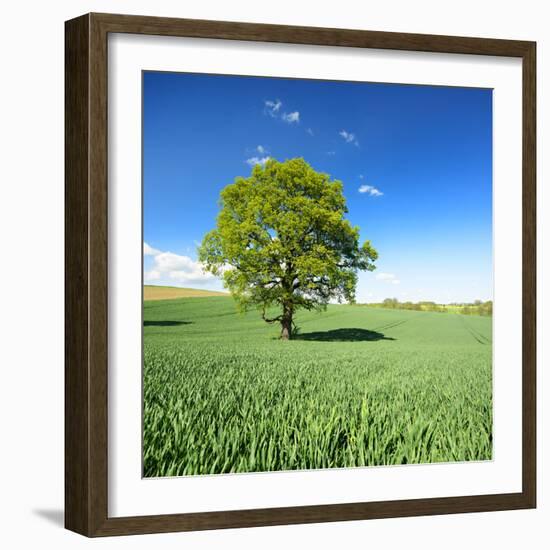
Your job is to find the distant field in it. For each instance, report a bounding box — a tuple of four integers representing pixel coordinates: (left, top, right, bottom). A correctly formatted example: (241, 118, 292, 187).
(143, 285, 227, 301)
(143, 296, 492, 477)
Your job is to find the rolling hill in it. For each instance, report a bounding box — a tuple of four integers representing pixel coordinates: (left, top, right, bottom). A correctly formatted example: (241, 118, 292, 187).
(143, 285, 228, 301)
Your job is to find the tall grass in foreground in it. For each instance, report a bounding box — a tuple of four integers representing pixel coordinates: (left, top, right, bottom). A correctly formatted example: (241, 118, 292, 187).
(143, 298, 492, 477)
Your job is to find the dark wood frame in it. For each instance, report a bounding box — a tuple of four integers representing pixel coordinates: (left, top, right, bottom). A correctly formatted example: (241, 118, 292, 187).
(65, 12, 537, 537)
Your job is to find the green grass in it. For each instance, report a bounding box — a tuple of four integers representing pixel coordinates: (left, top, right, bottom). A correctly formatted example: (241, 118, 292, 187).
(143, 296, 492, 477)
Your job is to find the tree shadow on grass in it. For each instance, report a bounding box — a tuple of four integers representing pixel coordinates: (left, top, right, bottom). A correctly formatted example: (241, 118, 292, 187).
(143, 320, 193, 327)
(294, 328, 395, 342)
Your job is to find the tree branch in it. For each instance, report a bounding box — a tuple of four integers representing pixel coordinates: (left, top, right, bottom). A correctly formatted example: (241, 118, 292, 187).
(261, 307, 283, 324)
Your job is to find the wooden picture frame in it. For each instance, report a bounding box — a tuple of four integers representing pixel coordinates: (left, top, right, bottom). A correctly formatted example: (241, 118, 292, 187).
(65, 12, 536, 537)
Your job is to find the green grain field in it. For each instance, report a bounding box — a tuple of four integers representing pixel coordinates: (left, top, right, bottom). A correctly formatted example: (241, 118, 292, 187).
(143, 294, 492, 477)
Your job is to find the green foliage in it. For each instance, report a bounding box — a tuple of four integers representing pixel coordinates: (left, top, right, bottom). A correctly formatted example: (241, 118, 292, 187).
(143, 297, 493, 476)
(372, 299, 493, 316)
(199, 158, 377, 337)
(460, 301, 493, 316)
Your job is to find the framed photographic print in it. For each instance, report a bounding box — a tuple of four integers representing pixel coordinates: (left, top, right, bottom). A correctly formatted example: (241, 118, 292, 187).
(65, 13, 536, 537)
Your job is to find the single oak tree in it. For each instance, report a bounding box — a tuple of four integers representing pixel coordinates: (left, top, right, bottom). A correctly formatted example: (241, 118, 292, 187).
(199, 158, 378, 339)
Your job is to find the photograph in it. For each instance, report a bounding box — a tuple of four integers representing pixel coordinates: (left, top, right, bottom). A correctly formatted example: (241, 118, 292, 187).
(142, 71, 494, 478)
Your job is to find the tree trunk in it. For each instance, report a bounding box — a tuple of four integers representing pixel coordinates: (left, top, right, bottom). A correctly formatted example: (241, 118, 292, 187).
(280, 306, 293, 340)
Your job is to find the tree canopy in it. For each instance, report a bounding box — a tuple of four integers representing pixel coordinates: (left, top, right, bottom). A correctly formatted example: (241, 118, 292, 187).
(199, 158, 378, 339)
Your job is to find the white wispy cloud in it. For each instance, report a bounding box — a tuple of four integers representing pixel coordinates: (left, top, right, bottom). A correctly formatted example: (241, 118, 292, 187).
(306, 127, 314, 136)
(144, 242, 161, 256)
(246, 156, 270, 166)
(264, 99, 282, 117)
(282, 111, 300, 124)
(358, 184, 383, 197)
(144, 269, 161, 281)
(256, 145, 268, 154)
(143, 245, 218, 285)
(376, 272, 400, 285)
(339, 129, 359, 146)
(264, 99, 301, 125)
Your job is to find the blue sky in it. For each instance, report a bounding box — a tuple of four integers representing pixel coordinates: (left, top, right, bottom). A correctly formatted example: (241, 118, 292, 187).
(143, 71, 493, 304)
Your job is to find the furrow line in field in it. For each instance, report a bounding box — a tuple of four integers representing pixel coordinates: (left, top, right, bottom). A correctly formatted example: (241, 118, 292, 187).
(373, 316, 417, 332)
(457, 316, 491, 345)
(375, 319, 408, 331)
(461, 315, 492, 343)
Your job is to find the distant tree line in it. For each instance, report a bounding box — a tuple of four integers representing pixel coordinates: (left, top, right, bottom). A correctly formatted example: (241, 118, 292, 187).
(453, 299, 493, 316)
(363, 298, 493, 316)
